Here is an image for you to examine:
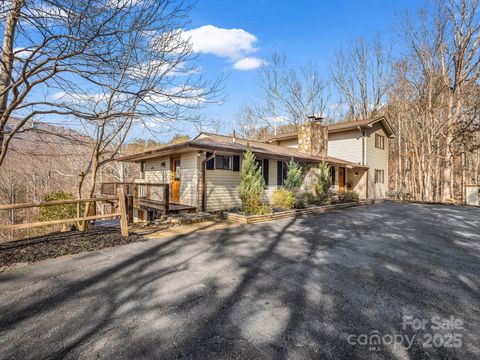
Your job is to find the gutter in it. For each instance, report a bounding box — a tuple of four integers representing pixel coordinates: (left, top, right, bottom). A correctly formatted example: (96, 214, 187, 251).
(358, 126, 367, 166)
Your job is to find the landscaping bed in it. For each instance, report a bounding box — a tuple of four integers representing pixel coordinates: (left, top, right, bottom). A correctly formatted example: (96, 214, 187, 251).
(225, 200, 374, 224)
(0, 227, 147, 269)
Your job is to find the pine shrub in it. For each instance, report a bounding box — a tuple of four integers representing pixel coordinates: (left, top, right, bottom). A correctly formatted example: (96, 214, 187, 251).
(284, 159, 302, 190)
(313, 162, 332, 196)
(239, 148, 266, 214)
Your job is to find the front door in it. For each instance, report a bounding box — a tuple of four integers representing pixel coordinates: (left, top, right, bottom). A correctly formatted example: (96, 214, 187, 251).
(338, 167, 345, 192)
(171, 157, 181, 203)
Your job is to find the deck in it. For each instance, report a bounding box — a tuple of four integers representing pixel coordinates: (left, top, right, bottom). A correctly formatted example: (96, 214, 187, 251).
(135, 198, 196, 214)
(100, 182, 196, 221)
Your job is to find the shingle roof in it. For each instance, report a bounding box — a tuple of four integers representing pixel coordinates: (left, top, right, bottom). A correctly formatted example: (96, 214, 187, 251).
(116, 132, 367, 168)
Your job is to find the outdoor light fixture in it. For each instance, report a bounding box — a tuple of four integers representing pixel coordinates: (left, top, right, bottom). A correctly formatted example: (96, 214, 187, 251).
(355, 172, 359, 177)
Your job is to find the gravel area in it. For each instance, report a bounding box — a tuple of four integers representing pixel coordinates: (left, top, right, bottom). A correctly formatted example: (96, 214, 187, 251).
(0, 227, 147, 268)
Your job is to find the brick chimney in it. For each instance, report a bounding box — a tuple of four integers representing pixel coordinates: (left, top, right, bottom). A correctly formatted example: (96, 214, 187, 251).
(298, 115, 328, 158)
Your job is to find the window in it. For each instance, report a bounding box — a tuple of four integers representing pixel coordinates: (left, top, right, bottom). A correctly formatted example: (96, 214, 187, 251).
(375, 133, 385, 150)
(215, 155, 232, 170)
(277, 161, 288, 186)
(255, 159, 263, 174)
(329, 166, 335, 183)
(174, 159, 181, 180)
(206, 153, 240, 171)
(374, 169, 384, 184)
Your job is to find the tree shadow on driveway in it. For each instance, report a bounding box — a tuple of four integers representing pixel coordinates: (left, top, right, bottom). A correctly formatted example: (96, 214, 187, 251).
(0, 202, 479, 359)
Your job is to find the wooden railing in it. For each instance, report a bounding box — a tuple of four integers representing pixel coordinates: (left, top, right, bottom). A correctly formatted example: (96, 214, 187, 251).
(101, 182, 170, 215)
(0, 187, 129, 238)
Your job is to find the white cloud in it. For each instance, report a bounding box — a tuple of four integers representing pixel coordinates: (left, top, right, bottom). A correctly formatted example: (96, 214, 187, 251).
(13, 47, 33, 59)
(233, 57, 265, 71)
(182, 25, 265, 71)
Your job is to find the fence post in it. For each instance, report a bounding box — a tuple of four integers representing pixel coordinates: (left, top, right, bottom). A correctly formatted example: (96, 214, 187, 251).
(163, 184, 169, 215)
(117, 187, 129, 236)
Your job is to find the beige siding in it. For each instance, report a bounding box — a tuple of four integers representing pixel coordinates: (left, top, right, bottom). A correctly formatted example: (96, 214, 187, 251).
(205, 154, 281, 212)
(179, 152, 199, 207)
(205, 152, 241, 211)
(327, 129, 363, 164)
(263, 158, 279, 201)
(346, 168, 367, 199)
(143, 156, 170, 184)
(366, 123, 389, 199)
(142, 152, 199, 207)
(277, 138, 298, 148)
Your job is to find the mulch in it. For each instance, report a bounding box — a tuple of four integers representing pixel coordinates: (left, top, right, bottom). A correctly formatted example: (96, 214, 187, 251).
(0, 227, 148, 268)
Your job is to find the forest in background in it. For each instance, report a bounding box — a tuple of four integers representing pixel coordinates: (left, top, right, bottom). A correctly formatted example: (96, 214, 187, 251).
(234, 0, 480, 203)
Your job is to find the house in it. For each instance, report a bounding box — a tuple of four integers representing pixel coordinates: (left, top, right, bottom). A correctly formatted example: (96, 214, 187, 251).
(115, 115, 394, 220)
(266, 115, 395, 200)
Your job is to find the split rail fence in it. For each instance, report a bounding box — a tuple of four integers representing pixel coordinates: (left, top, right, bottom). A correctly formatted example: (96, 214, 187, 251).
(0, 187, 129, 239)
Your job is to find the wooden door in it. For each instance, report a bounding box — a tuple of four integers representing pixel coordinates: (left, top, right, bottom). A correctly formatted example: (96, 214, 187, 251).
(171, 157, 181, 203)
(338, 167, 345, 192)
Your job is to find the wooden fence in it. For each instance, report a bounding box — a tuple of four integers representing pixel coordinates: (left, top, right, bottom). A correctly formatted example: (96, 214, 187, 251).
(0, 187, 129, 238)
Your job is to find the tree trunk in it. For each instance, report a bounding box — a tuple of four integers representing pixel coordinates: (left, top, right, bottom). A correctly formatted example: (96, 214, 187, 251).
(0, 0, 24, 150)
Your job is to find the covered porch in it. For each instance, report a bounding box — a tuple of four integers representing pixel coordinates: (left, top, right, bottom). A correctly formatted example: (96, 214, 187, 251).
(330, 165, 368, 198)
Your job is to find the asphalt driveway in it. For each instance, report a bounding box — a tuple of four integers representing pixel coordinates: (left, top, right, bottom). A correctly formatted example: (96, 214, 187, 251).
(1, 202, 479, 359)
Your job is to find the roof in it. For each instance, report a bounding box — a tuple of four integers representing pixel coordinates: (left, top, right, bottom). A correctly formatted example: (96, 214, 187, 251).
(266, 115, 395, 142)
(116, 132, 367, 168)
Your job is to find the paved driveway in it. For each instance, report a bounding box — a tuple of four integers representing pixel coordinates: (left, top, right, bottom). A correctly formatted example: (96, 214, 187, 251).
(1, 202, 479, 359)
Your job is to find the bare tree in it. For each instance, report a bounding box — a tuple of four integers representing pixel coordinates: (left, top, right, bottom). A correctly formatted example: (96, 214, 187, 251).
(0, 0, 221, 168)
(235, 52, 328, 137)
(331, 36, 392, 120)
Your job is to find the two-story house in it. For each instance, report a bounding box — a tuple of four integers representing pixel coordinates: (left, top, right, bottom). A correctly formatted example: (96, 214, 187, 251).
(116, 115, 394, 220)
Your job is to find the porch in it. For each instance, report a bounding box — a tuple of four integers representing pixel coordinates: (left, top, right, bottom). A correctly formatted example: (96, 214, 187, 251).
(100, 182, 196, 223)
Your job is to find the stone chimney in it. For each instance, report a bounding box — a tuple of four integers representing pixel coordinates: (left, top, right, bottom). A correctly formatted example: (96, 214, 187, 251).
(298, 115, 328, 158)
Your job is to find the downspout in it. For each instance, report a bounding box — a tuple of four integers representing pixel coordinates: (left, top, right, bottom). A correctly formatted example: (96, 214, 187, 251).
(201, 151, 217, 212)
(359, 126, 368, 198)
(358, 126, 366, 166)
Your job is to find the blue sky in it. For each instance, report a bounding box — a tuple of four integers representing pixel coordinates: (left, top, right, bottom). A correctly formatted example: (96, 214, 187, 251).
(17, 0, 426, 142)
(133, 0, 425, 141)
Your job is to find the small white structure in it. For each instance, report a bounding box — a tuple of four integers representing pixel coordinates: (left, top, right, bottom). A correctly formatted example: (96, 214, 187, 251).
(465, 184, 480, 206)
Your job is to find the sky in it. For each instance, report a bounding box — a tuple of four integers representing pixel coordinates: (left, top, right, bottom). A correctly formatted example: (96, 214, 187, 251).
(132, 0, 425, 141)
(14, 0, 428, 142)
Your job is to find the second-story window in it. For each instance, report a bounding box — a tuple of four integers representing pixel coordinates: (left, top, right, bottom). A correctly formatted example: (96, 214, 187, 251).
(375, 133, 385, 150)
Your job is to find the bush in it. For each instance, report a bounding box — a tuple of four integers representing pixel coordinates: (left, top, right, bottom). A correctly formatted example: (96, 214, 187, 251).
(271, 188, 295, 209)
(316, 192, 334, 205)
(293, 191, 315, 209)
(38, 191, 81, 221)
(338, 191, 359, 203)
(239, 147, 266, 215)
(313, 162, 332, 196)
(284, 159, 302, 190)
